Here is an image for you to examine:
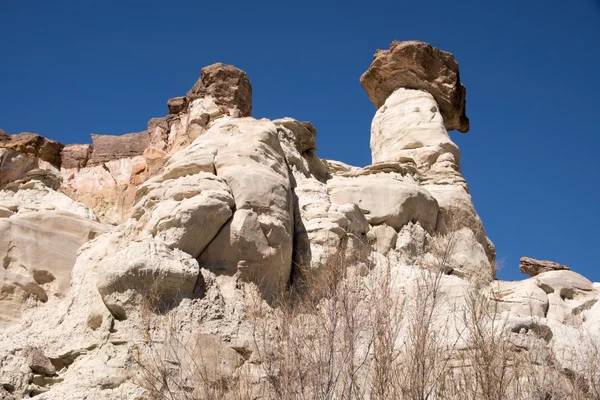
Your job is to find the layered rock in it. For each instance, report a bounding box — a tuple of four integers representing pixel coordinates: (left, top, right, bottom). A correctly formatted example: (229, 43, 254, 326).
(0, 174, 105, 329)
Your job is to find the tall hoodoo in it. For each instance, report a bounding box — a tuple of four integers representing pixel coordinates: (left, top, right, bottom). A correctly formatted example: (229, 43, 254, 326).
(359, 41, 495, 277)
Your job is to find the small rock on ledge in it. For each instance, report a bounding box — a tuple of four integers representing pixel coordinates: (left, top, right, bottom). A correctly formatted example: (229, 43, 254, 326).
(520, 256, 570, 277)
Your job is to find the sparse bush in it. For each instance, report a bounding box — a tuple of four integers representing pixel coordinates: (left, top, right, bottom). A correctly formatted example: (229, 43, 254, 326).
(131, 222, 599, 400)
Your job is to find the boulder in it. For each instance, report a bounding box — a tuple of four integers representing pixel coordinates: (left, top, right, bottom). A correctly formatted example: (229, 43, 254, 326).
(96, 240, 201, 320)
(520, 256, 570, 277)
(26, 347, 56, 376)
(360, 40, 469, 132)
(187, 63, 252, 117)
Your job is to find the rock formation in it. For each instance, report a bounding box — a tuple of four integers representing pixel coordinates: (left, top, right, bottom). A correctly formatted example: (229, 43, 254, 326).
(520, 256, 570, 277)
(0, 42, 597, 399)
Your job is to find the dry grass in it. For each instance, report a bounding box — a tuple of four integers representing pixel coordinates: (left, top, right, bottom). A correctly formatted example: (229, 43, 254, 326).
(131, 220, 600, 400)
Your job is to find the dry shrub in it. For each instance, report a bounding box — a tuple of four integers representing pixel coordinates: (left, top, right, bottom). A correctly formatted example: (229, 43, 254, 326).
(131, 217, 600, 400)
(130, 291, 252, 400)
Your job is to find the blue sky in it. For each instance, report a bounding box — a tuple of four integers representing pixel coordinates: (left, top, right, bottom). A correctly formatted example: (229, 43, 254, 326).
(1, 1, 599, 282)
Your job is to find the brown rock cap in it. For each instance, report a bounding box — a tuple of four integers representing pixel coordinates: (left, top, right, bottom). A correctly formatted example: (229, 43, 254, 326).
(360, 40, 469, 133)
(187, 63, 252, 117)
(0, 131, 64, 167)
(520, 256, 570, 277)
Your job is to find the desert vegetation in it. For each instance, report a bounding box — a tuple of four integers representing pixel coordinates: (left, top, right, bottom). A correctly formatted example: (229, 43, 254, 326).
(130, 224, 600, 400)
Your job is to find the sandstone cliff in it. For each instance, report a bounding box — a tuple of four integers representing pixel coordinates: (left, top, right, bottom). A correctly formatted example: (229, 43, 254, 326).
(0, 42, 598, 399)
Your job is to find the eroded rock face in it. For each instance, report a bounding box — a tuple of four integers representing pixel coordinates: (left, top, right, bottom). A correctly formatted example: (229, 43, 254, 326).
(196, 118, 294, 298)
(328, 175, 439, 231)
(60, 144, 92, 170)
(370, 88, 459, 168)
(0, 177, 104, 329)
(361, 40, 469, 133)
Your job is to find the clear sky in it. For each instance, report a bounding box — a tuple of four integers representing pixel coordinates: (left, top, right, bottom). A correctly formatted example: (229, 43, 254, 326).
(1, 0, 599, 282)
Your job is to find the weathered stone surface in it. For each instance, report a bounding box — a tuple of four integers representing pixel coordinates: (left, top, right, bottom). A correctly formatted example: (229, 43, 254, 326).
(197, 118, 293, 299)
(167, 96, 188, 114)
(395, 221, 429, 263)
(0, 210, 105, 294)
(88, 131, 150, 166)
(489, 279, 549, 318)
(328, 175, 439, 231)
(360, 40, 469, 132)
(0, 268, 47, 327)
(0, 206, 105, 328)
(370, 88, 459, 166)
(131, 172, 234, 258)
(96, 240, 201, 320)
(61, 156, 147, 224)
(0, 132, 64, 167)
(187, 63, 252, 117)
(532, 270, 598, 325)
(520, 256, 570, 277)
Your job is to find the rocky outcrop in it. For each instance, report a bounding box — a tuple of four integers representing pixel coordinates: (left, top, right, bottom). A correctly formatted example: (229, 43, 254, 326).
(0, 42, 596, 400)
(167, 96, 188, 114)
(96, 240, 201, 320)
(360, 40, 469, 133)
(187, 63, 252, 117)
(87, 131, 150, 166)
(0, 132, 64, 168)
(60, 144, 92, 170)
(520, 256, 570, 277)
